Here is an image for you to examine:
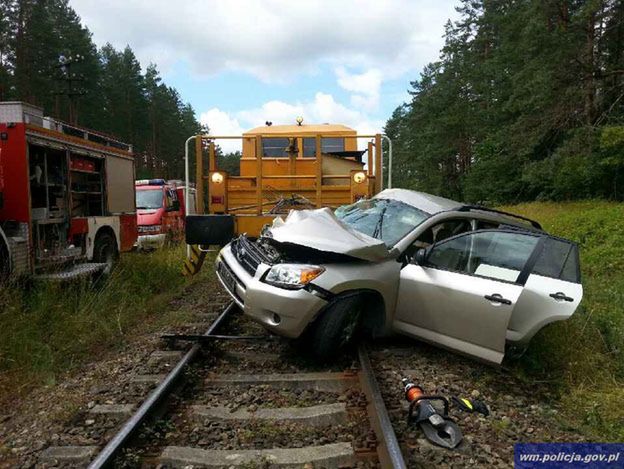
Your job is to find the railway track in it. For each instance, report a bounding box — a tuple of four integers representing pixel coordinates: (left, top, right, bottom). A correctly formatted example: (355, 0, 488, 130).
(41, 300, 407, 468)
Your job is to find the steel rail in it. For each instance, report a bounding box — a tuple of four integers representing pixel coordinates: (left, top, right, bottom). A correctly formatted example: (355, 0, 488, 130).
(358, 344, 407, 469)
(88, 302, 237, 469)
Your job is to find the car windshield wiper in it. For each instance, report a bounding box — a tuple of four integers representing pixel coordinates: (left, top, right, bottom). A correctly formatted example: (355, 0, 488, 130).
(372, 206, 387, 240)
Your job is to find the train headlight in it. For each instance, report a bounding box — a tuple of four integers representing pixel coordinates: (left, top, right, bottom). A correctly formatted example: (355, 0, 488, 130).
(211, 172, 224, 184)
(353, 171, 367, 184)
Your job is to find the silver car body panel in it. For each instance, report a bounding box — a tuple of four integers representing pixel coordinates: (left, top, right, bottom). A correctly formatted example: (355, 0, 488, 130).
(312, 258, 401, 333)
(216, 247, 328, 338)
(374, 188, 461, 214)
(507, 274, 583, 343)
(269, 207, 389, 261)
(395, 265, 524, 364)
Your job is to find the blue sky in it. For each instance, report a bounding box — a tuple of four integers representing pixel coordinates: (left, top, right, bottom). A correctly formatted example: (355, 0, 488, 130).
(71, 0, 459, 151)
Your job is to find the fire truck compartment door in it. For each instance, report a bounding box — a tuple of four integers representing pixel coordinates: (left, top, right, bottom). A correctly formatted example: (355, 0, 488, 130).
(106, 156, 135, 213)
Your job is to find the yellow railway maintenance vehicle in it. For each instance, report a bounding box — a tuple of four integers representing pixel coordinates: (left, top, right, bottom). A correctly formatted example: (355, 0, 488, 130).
(182, 119, 391, 275)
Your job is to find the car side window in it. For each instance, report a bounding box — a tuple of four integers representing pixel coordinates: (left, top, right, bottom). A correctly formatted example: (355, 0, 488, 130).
(413, 218, 473, 249)
(532, 237, 580, 283)
(165, 188, 177, 209)
(426, 231, 541, 283)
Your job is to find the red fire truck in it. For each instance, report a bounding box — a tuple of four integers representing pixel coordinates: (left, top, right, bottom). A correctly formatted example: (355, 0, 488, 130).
(0, 102, 137, 280)
(135, 179, 195, 250)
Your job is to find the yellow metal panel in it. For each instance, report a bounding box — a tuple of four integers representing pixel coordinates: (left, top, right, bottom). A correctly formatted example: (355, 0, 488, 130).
(244, 124, 356, 136)
(350, 169, 369, 203)
(255, 136, 263, 215)
(235, 215, 278, 237)
(209, 171, 227, 213)
(195, 135, 204, 214)
(375, 134, 382, 194)
(209, 141, 216, 172)
(315, 135, 321, 208)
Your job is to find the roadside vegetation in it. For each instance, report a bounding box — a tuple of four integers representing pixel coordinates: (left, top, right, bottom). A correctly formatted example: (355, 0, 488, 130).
(0, 245, 211, 403)
(503, 201, 624, 442)
(385, 2, 624, 206)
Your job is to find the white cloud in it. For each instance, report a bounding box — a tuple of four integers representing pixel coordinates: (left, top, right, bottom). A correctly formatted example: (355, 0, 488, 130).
(335, 67, 382, 111)
(202, 92, 384, 153)
(71, 0, 457, 81)
(199, 108, 245, 153)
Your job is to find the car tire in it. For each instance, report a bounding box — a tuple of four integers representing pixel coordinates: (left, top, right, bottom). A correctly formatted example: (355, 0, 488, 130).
(307, 295, 363, 361)
(92, 231, 118, 278)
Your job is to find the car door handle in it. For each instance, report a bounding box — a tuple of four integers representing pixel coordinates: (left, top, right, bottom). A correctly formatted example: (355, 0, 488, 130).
(484, 294, 512, 305)
(549, 292, 574, 302)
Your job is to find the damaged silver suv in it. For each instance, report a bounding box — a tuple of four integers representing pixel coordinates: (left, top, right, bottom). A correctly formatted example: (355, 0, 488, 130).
(216, 189, 582, 364)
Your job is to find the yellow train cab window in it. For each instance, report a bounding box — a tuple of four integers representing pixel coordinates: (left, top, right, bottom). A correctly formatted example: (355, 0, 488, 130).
(321, 137, 344, 153)
(263, 137, 295, 157)
(303, 138, 316, 157)
(302, 137, 345, 157)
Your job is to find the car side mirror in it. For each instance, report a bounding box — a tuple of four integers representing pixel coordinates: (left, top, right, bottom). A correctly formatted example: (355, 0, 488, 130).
(412, 248, 427, 265)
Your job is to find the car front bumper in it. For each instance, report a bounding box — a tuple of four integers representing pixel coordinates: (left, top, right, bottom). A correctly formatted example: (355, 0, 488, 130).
(215, 244, 329, 338)
(135, 233, 166, 250)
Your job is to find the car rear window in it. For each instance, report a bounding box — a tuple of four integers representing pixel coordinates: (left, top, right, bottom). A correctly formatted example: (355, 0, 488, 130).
(532, 237, 580, 283)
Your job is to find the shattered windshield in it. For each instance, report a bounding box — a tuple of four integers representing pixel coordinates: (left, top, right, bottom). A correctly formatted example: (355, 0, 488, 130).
(335, 198, 428, 247)
(136, 189, 163, 210)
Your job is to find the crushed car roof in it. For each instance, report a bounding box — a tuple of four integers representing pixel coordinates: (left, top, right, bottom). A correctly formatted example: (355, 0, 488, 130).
(374, 188, 462, 214)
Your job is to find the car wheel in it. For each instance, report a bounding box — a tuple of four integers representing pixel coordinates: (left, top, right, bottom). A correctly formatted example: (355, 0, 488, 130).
(307, 295, 362, 361)
(93, 231, 118, 277)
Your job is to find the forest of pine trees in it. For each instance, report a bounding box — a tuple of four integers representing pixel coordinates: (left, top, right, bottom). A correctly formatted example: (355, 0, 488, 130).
(386, 0, 624, 203)
(0, 0, 201, 179)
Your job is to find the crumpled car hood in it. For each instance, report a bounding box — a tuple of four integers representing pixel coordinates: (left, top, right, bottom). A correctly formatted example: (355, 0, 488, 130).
(268, 207, 389, 262)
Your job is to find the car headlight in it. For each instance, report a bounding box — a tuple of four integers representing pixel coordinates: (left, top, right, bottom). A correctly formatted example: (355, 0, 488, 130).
(263, 264, 325, 289)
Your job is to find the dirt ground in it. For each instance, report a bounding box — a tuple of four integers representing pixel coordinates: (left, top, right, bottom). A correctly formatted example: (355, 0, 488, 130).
(370, 338, 586, 468)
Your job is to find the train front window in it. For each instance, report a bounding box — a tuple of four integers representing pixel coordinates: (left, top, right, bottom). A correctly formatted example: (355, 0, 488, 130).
(303, 138, 316, 157)
(321, 137, 345, 153)
(303, 137, 346, 157)
(262, 138, 297, 157)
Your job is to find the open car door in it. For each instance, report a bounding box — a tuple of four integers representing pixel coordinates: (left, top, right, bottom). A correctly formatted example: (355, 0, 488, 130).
(507, 236, 583, 344)
(394, 230, 545, 365)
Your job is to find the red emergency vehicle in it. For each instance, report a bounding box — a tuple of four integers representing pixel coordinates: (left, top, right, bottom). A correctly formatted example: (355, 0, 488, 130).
(0, 102, 137, 280)
(135, 179, 194, 250)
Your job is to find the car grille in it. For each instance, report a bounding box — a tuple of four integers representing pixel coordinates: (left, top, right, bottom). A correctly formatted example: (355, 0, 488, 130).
(231, 235, 271, 276)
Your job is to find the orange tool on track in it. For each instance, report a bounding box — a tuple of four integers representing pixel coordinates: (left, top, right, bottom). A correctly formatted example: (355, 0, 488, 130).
(401, 377, 463, 449)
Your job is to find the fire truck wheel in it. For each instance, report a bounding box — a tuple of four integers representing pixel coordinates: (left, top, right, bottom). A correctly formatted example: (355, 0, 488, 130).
(0, 239, 10, 282)
(304, 294, 362, 362)
(93, 231, 119, 277)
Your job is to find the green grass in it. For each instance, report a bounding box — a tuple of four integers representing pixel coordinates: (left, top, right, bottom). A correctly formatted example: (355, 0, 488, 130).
(0, 245, 211, 401)
(500, 201, 624, 441)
